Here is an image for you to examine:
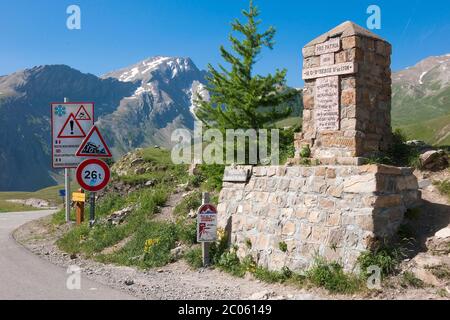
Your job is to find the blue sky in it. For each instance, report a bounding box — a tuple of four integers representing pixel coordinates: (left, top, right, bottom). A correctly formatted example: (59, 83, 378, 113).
(1, 0, 449, 87)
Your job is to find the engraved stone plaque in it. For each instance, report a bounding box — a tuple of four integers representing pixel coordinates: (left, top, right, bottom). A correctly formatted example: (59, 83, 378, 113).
(320, 53, 334, 66)
(302, 62, 357, 80)
(315, 76, 339, 131)
(223, 166, 252, 182)
(315, 38, 340, 55)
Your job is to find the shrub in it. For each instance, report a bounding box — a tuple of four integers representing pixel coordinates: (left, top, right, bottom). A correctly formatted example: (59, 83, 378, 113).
(357, 245, 405, 279)
(435, 179, 450, 201)
(173, 191, 201, 217)
(197, 164, 225, 192)
(306, 256, 362, 294)
(176, 220, 197, 245)
(299, 144, 311, 158)
(185, 247, 203, 269)
(217, 249, 246, 277)
(366, 129, 420, 167)
(400, 271, 424, 288)
(279, 241, 288, 252)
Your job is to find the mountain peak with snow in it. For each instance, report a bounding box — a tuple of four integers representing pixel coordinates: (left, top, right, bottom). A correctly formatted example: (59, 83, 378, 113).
(393, 53, 450, 87)
(102, 56, 200, 83)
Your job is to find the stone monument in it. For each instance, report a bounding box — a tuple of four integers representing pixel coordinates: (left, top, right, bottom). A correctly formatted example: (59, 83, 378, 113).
(217, 22, 420, 272)
(295, 21, 393, 165)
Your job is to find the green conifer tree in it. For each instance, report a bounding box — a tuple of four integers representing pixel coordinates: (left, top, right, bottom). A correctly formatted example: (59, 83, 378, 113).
(195, 0, 297, 132)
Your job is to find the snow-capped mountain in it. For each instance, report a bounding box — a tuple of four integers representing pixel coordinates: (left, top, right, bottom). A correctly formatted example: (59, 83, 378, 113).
(98, 56, 208, 155)
(393, 54, 450, 88)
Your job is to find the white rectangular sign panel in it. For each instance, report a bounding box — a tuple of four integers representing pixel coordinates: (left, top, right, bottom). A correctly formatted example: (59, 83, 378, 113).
(51, 102, 94, 168)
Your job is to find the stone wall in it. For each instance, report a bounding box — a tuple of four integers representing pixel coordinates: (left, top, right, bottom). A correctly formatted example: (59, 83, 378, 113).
(217, 164, 420, 271)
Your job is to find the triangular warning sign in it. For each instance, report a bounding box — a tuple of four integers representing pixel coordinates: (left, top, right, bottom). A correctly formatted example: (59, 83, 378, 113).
(75, 105, 92, 121)
(57, 113, 86, 138)
(76, 126, 112, 158)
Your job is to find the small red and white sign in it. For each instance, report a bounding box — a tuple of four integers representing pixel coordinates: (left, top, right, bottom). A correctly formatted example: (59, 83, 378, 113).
(197, 204, 217, 242)
(75, 105, 92, 121)
(76, 159, 110, 192)
(51, 102, 94, 168)
(76, 126, 112, 158)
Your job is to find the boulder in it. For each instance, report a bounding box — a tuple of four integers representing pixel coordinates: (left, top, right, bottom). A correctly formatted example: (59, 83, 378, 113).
(406, 140, 431, 150)
(107, 205, 135, 225)
(426, 227, 450, 255)
(170, 245, 187, 260)
(130, 158, 144, 166)
(419, 150, 448, 171)
(134, 167, 146, 175)
(145, 180, 155, 187)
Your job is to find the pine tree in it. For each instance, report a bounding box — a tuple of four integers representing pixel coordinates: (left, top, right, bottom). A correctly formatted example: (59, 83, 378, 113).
(195, 0, 297, 132)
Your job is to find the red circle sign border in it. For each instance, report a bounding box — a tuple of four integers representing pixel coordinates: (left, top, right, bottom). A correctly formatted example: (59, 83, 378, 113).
(76, 158, 110, 192)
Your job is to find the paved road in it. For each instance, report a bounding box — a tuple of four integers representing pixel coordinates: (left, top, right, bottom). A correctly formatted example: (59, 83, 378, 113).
(0, 210, 136, 300)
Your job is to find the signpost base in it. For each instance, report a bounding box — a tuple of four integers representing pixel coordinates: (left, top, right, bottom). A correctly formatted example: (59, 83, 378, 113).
(89, 192, 95, 227)
(202, 242, 211, 267)
(201, 192, 211, 267)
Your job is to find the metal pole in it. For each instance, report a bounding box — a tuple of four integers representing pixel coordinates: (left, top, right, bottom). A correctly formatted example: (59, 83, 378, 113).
(202, 192, 210, 267)
(64, 97, 71, 223)
(89, 192, 95, 227)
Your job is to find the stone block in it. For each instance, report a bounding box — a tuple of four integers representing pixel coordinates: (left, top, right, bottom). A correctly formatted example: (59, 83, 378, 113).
(342, 36, 361, 49)
(302, 45, 315, 58)
(342, 174, 376, 193)
(282, 220, 296, 236)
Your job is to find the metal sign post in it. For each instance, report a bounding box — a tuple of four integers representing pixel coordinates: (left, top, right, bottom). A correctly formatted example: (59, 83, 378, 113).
(89, 192, 95, 227)
(64, 97, 71, 223)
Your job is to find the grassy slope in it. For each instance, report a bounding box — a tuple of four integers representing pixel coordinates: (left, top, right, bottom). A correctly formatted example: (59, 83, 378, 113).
(396, 114, 450, 146)
(0, 183, 78, 212)
(392, 84, 450, 146)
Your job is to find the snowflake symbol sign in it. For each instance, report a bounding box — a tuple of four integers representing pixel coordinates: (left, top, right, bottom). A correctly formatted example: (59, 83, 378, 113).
(54, 105, 66, 117)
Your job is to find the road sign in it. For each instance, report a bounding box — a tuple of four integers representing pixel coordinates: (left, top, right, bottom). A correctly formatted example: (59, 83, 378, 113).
(197, 203, 217, 242)
(72, 192, 86, 202)
(76, 159, 110, 192)
(51, 102, 94, 168)
(76, 126, 112, 158)
(58, 189, 66, 197)
(57, 113, 86, 138)
(75, 105, 92, 121)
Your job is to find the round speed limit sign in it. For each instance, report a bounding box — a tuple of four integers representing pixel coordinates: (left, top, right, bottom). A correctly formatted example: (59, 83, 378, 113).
(76, 159, 110, 192)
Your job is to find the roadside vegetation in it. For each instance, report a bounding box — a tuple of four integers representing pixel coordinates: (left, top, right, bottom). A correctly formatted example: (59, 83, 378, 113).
(434, 179, 450, 201)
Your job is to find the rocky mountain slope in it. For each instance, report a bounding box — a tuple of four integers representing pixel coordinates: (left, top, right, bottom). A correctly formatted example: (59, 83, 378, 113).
(392, 54, 450, 145)
(0, 57, 207, 191)
(99, 56, 208, 155)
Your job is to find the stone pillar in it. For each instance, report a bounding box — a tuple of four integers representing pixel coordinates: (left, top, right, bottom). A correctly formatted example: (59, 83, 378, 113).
(295, 21, 392, 165)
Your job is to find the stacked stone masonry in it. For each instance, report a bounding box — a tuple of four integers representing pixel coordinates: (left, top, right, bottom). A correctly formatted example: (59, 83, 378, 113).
(217, 164, 420, 272)
(295, 22, 393, 163)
